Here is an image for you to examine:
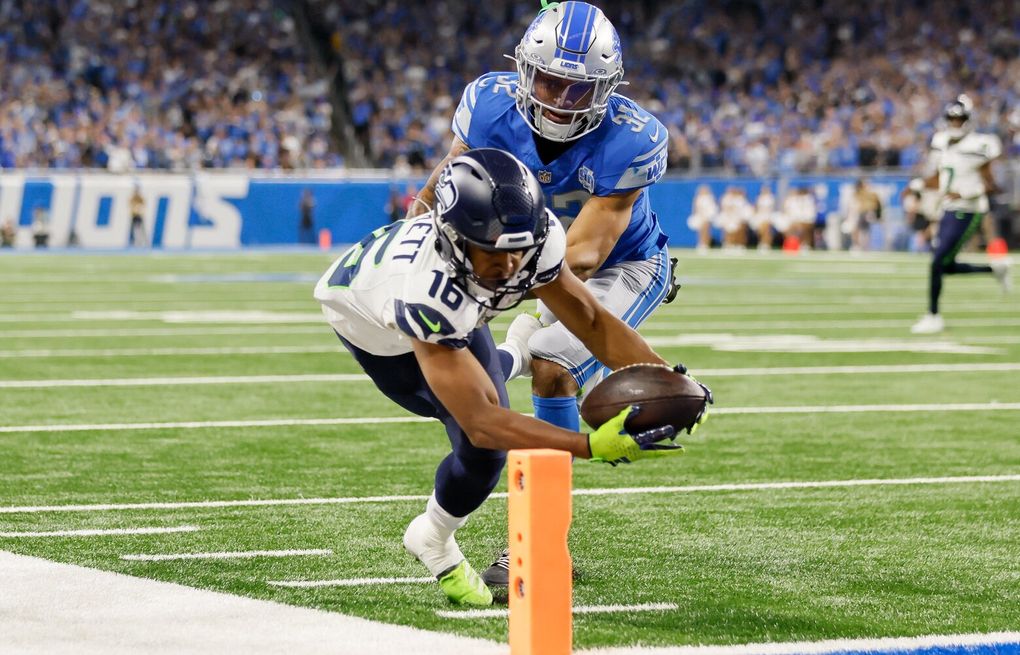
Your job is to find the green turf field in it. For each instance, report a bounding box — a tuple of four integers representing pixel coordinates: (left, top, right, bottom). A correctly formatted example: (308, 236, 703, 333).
(1, 249, 1018, 649)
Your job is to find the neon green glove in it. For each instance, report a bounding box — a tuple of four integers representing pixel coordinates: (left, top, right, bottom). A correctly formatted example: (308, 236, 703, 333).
(588, 406, 681, 466)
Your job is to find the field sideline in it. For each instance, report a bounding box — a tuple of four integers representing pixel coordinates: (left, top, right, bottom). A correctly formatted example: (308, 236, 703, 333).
(1, 248, 1018, 653)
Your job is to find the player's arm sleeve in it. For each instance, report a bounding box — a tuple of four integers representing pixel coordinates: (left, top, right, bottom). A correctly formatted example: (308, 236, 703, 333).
(594, 115, 669, 194)
(451, 75, 496, 147)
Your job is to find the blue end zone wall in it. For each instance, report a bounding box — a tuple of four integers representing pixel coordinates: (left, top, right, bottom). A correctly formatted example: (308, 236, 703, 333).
(0, 173, 910, 249)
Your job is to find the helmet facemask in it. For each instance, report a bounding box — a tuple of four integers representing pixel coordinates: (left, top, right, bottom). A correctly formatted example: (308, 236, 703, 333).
(512, 2, 624, 142)
(432, 149, 550, 311)
(435, 215, 545, 311)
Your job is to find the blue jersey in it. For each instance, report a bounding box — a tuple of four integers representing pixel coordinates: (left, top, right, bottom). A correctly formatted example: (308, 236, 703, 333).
(452, 72, 668, 268)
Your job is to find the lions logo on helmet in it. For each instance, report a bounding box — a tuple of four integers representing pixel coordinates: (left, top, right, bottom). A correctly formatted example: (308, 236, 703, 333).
(433, 148, 551, 310)
(513, 1, 624, 142)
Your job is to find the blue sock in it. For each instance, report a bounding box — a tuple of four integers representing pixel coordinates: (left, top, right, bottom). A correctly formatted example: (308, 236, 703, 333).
(533, 395, 580, 431)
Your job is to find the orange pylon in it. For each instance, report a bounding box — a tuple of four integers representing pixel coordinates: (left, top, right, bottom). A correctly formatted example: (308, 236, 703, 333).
(508, 449, 573, 655)
(988, 237, 1008, 258)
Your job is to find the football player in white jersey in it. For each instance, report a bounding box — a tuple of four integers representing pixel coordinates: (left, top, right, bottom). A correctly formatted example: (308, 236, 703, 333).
(910, 96, 1012, 334)
(405, 2, 691, 585)
(315, 149, 694, 606)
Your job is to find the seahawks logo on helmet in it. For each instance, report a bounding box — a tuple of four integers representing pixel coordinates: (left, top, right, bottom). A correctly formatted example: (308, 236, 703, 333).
(434, 165, 459, 213)
(433, 148, 550, 311)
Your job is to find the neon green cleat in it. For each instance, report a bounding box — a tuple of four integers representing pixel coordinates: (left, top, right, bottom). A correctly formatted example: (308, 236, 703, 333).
(437, 561, 493, 606)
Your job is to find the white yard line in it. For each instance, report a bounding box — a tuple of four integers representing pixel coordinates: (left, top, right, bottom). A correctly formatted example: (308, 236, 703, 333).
(580, 631, 1020, 655)
(963, 335, 1020, 344)
(120, 549, 333, 562)
(0, 550, 507, 655)
(3, 402, 1019, 435)
(6, 361, 1020, 387)
(570, 475, 1020, 497)
(0, 345, 342, 359)
(269, 576, 434, 588)
(0, 326, 328, 338)
(68, 310, 324, 324)
(713, 402, 1020, 415)
(694, 363, 1020, 376)
(0, 416, 431, 434)
(0, 373, 366, 389)
(0, 525, 199, 538)
(638, 317, 1020, 330)
(437, 602, 678, 620)
(3, 474, 1017, 515)
(3, 302, 1015, 319)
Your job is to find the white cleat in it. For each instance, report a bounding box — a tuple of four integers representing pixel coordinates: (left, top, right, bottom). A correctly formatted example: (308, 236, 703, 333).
(502, 312, 543, 378)
(911, 313, 945, 335)
(991, 258, 1012, 294)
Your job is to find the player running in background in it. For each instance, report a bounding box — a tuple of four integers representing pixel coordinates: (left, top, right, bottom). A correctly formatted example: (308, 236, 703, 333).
(407, 1, 678, 586)
(316, 149, 692, 606)
(910, 95, 1011, 335)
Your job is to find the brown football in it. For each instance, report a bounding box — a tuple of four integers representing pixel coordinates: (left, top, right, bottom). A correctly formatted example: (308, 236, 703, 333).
(580, 364, 709, 433)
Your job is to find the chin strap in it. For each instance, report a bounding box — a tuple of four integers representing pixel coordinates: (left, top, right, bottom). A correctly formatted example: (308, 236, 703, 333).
(540, 0, 559, 11)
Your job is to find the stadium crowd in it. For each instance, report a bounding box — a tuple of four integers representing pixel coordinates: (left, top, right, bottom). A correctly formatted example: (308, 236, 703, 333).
(0, 0, 339, 170)
(309, 0, 1020, 173)
(2, 1, 1019, 173)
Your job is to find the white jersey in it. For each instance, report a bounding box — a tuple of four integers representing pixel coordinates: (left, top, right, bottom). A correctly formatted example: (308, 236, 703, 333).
(687, 193, 719, 230)
(314, 213, 566, 356)
(930, 130, 1002, 213)
(716, 192, 753, 232)
(749, 192, 776, 229)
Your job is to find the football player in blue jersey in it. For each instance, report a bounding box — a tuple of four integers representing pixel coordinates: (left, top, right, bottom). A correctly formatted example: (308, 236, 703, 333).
(316, 148, 688, 606)
(407, 0, 681, 586)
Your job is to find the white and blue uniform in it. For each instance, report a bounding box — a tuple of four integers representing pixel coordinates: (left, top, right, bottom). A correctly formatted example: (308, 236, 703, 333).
(314, 213, 566, 517)
(315, 213, 566, 356)
(452, 72, 671, 389)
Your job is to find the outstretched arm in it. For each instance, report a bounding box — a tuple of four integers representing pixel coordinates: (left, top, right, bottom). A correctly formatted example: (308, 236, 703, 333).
(412, 338, 592, 457)
(533, 265, 668, 370)
(405, 136, 471, 219)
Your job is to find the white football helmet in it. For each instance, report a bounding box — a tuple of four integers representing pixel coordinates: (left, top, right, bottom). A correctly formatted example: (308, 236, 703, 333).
(513, 1, 624, 142)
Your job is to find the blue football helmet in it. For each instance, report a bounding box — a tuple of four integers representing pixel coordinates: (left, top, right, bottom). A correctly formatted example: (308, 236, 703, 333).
(434, 148, 550, 309)
(513, 1, 624, 142)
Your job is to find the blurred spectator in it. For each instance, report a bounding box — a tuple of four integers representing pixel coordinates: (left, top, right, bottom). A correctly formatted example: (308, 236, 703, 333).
(687, 184, 718, 253)
(129, 187, 147, 247)
(844, 179, 883, 251)
(32, 206, 50, 248)
(385, 182, 418, 223)
(0, 217, 15, 247)
(299, 188, 317, 243)
(750, 187, 777, 251)
(783, 187, 817, 250)
(718, 186, 753, 250)
(902, 182, 939, 252)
